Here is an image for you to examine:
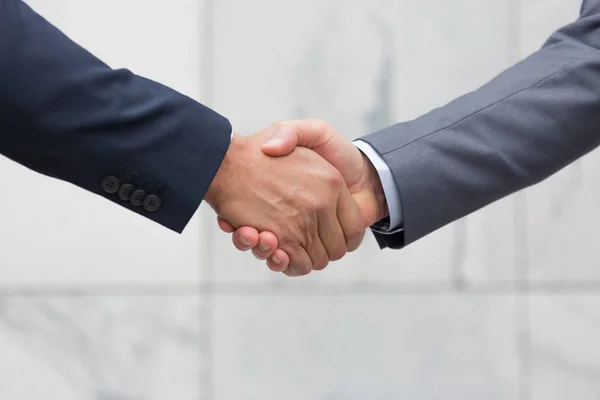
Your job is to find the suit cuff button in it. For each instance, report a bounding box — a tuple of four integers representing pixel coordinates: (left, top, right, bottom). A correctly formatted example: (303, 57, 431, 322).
(101, 176, 120, 194)
(143, 194, 162, 212)
(130, 189, 147, 207)
(118, 183, 136, 201)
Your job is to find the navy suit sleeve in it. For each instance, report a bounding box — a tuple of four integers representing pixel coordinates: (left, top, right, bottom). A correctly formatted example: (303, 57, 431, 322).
(0, 0, 232, 233)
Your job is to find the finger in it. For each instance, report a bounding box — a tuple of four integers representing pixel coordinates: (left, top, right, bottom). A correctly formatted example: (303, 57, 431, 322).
(285, 245, 317, 277)
(262, 120, 364, 188)
(302, 225, 331, 272)
(352, 190, 383, 229)
(316, 189, 347, 264)
(267, 249, 289, 272)
(250, 231, 278, 260)
(232, 225, 261, 249)
(217, 216, 235, 233)
(261, 119, 336, 157)
(260, 124, 300, 157)
(261, 119, 336, 156)
(231, 226, 260, 251)
(337, 185, 366, 252)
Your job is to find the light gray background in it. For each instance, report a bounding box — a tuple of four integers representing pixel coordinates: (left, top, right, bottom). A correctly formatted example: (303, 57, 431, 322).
(1, 0, 598, 399)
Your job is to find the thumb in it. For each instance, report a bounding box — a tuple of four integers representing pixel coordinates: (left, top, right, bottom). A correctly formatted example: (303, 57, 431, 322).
(352, 190, 382, 228)
(261, 119, 336, 157)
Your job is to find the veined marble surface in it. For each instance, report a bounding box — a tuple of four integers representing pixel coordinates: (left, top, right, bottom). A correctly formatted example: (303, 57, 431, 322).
(530, 295, 600, 400)
(212, 294, 518, 400)
(210, 0, 517, 285)
(0, 0, 209, 286)
(1, 0, 598, 399)
(517, 0, 600, 283)
(0, 295, 203, 400)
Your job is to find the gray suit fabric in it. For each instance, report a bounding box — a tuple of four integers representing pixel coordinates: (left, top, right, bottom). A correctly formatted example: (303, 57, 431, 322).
(362, 0, 600, 249)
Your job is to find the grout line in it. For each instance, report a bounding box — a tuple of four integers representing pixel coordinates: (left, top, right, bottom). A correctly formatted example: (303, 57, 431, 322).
(507, 0, 532, 398)
(451, 219, 467, 290)
(516, 191, 532, 400)
(199, 0, 216, 398)
(517, 291, 532, 400)
(2, 281, 600, 296)
(0, 284, 201, 295)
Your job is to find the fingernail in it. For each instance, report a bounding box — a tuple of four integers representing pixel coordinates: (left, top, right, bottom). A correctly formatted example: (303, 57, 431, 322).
(272, 256, 281, 264)
(240, 237, 251, 246)
(259, 243, 270, 251)
(264, 138, 282, 148)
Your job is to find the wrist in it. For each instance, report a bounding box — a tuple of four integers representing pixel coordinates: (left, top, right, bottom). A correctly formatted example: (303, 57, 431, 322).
(205, 133, 246, 210)
(362, 153, 389, 223)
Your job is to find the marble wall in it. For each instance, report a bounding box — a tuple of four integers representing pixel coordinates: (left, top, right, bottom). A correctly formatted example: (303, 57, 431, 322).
(0, 0, 597, 399)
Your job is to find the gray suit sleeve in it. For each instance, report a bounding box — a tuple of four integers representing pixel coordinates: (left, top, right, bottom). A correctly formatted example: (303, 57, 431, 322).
(360, 0, 600, 249)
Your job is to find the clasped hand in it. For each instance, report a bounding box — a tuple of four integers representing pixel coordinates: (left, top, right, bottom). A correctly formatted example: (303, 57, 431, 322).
(204, 120, 388, 276)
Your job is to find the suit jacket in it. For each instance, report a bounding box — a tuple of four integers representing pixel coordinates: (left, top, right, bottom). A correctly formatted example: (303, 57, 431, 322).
(0, 0, 232, 232)
(361, 0, 600, 249)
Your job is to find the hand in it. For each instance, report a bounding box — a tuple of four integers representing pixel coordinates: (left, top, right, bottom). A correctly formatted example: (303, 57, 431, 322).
(217, 119, 388, 270)
(205, 123, 366, 276)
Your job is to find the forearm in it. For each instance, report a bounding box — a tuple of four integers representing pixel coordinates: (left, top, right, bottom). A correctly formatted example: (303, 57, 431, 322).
(362, 2, 600, 248)
(0, 0, 231, 232)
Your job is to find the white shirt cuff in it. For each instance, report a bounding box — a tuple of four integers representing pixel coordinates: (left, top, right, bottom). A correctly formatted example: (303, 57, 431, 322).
(353, 140, 403, 234)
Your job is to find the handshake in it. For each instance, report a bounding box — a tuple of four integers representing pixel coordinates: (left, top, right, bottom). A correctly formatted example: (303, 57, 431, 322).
(204, 119, 389, 277)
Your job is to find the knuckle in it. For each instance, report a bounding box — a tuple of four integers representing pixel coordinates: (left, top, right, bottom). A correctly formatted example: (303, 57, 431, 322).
(251, 248, 268, 260)
(326, 169, 344, 187)
(311, 249, 330, 271)
(274, 121, 287, 130)
(345, 217, 366, 239)
(329, 245, 346, 262)
(283, 270, 296, 277)
(314, 257, 330, 271)
(292, 266, 311, 276)
(350, 225, 366, 241)
(298, 190, 314, 206)
(313, 119, 329, 132)
(347, 229, 366, 252)
(314, 198, 329, 213)
(304, 192, 327, 213)
(316, 185, 337, 207)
